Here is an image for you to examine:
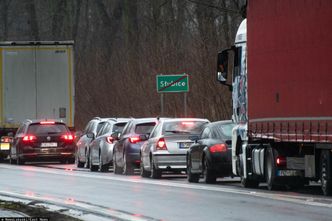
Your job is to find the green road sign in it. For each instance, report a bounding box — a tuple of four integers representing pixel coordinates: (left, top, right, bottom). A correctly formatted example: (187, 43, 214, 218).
(156, 74, 189, 93)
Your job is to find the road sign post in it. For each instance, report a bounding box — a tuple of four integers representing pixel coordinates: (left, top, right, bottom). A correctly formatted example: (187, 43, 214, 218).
(156, 74, 189, 117)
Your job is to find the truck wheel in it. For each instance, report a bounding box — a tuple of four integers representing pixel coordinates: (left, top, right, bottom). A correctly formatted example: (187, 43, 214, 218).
(320, 150, 332, 196)
(203, 157, 216, 184)
(265, 147, 279, 190)
(187, 155, 200, 183)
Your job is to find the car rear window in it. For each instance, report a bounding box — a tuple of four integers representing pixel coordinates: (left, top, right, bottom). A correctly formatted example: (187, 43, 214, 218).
(27, 123, 68, 134)
(135, 122, 156, 134)
(163, 121, 208, 135)
(212, 123, 235, 139)
(113, 122, 127, 133)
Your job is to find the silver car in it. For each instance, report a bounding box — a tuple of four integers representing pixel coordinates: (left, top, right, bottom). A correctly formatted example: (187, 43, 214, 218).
(89, 118, 130, 172)
(140, 118, 209, 179)
(75, 117, 110, 168)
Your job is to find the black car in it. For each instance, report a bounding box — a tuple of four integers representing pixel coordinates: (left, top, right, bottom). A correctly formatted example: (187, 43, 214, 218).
(9, 119, 76, 165)
(186, 120, 235, 183)
(112, 118, 157, 175)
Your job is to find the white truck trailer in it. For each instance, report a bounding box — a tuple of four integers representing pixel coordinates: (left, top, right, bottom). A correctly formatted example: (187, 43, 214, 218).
(0, 41, 75, 160)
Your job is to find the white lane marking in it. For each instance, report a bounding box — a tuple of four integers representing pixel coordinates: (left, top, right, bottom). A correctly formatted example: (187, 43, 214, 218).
(0, 191, 152, 221)
(1, 164, 332, 209)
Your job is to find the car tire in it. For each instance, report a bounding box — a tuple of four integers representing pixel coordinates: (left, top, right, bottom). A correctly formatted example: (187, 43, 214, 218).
(265, 147, 279, 190)
(321, 149, 332, 196)
(140, 154, 151, 178)
(123, 153, 134, 175)
(89, 155, 98, 172)
(113, 152, 122, 174)
(187, 155, 199, 183)
(16, 156, 25, 165)
(203, 157, 216, 184)
(76, 154, 84, 168)
(99, 154, 109, 172)
(151, 157, 161, 179)
(84, 149, 90, 168)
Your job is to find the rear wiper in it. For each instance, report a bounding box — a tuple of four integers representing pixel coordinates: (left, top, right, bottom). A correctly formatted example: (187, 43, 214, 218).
(165, 130, 190, 134)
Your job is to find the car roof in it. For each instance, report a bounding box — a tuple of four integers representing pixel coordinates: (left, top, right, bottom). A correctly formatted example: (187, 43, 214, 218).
(23, 119, 66, 125)
(130, 118, 160, 124)
(208, 120, 233, 127)
(159, 118, 210, 123)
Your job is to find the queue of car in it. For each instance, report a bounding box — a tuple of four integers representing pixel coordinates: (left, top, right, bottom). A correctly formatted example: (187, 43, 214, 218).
(7, 116, 236, 184)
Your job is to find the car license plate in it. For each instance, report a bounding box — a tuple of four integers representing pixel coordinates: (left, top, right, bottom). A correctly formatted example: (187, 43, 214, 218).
(179, 142, 192, 149)
(0, 143, 10, 150)
(277, 170, 300, 176)
(41, 142, 57, 147)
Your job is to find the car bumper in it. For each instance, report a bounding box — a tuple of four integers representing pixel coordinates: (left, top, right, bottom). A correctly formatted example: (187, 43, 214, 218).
(20, 147, 75, 161)
(153, 153, 187, 170)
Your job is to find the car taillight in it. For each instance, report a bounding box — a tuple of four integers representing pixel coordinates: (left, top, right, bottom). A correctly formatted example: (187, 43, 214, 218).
(61, 134, 74, 141)
(40, 121, 55, 125)
(209, 144, 227, 153)
(106, 136, 114, 144)
(156, 138, 167, 150)
(276, 156, 287, 166)
(23, 135, 37, 142)
(129, 136, 140, 144)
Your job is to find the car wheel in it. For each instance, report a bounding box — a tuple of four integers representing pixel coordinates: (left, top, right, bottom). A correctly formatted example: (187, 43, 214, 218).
(140, 154, 151, 178)
(75, 153, 84, 168)
(123, 153, 134, 175)
(113, 152, 122, 174)
(89, 154, 98, 172)
(99, 154, 109, 172)
(187, 155, 199, 183)
(151, 157, 161, 179)
(203, 157, 216, 184)
(84, 149, 90, 168)
(321, 149, 332, 196)
(16, 156, 25, 165)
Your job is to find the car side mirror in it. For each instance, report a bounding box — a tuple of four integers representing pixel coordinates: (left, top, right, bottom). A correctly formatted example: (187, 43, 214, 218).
(86, 132, 95, 140)
(111, 132, 121, 140)
(217, 50, 229, 83)
(139, 134, 149, 141)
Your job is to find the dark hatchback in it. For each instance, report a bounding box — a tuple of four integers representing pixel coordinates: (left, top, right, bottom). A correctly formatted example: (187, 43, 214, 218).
(112, 118, 158, 175)
(9, 119, 75, 165)
(186, 120, 235, 183)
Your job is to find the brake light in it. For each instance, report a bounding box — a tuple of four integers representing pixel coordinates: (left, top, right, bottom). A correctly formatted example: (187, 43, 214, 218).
(23, 135, 37, 142)
(182, 122, 194, 125)
(61, 134, 74, 141)
(209, 144, 227, 153)
(156, 138, 167, 150)
(106, 136, 114, 144)
(129, 136, 140, 144)
(40, 121, 55, 125)
(276, 156, 286, 166)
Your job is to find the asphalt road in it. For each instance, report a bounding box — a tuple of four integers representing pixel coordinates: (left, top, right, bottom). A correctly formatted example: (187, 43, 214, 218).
(0, 163, 332, 221)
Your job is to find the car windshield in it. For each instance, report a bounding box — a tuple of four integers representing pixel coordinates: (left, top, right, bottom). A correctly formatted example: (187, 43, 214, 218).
(27, 123, 68, 134)
(135, 122, 156, 134)
(213, 123, 235, 139)
(163, 121, 207, 135)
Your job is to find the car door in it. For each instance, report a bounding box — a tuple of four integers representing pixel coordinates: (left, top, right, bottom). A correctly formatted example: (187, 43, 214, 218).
(11, 124, 26, 158)
(142, 123, 162, 169)
(193, 127, 212, 169)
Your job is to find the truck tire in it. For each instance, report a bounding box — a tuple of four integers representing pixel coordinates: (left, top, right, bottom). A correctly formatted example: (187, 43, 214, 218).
(265, 147, 279, 190)
(239, 154, 259, 188)
(187, 155, 200, 183)
(320, 150, 332, 196)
